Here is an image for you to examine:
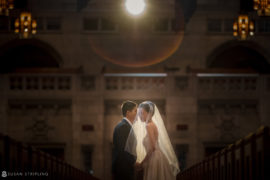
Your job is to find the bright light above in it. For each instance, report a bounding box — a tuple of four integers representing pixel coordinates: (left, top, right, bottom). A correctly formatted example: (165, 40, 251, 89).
(125, 0, 146, 16)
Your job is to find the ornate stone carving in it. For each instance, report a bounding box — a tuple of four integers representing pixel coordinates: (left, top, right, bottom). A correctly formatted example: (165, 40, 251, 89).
(8, 99, 72, 116)
(198, 100, 258, 115)
(8, 99, 72, 141)
(216, 115, 239, 141)
(25, 115, 54, 141)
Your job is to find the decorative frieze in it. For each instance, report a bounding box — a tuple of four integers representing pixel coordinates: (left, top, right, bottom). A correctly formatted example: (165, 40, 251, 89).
(8, 99, 72, 115)
(8, 99, 72, 141)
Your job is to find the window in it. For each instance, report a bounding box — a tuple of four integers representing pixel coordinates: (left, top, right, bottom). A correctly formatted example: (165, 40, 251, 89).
(101, 18, 116, 31)
(0, 16, 9, 31)
(171, 18, 184, 31)
(154, 18, 170, 32)
(258, 19, 270, 33)
(83, 18, 99, 31)
(36, 17, 44, 30)
(207, 19, 222, 32)
(81, 145, 94, 174)
(46, 17, 61, 31)
(224, 19, 234, 32)
(10, 17, 17, 31)
(175, 144, 189, 171)
(83, 17, 117, 32)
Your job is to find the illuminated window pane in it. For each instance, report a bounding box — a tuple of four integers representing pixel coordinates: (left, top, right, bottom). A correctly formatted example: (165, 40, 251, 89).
(208, 19, 222, 32)
(47, 17, 61, 30)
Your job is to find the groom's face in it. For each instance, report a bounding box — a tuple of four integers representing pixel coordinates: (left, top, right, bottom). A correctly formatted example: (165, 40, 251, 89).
(127, 106, 137, 123)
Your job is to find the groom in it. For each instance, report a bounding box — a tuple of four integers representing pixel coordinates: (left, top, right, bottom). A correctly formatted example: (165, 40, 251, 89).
(112, 100, 138, 180)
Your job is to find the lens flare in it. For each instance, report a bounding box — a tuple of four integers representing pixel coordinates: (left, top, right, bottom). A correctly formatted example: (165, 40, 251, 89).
(88, 6, 185, 67)
(88, 32, 184, 67)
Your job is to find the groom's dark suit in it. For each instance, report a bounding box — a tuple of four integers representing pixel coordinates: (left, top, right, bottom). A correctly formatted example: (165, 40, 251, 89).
(112, 119, 137, 180)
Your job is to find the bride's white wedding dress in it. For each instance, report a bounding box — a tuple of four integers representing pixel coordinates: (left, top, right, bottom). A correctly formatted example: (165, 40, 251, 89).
(142, 133, 175, 180)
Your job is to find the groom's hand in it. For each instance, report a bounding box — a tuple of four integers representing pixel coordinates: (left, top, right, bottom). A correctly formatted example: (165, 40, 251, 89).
(134, 162, 143, 171)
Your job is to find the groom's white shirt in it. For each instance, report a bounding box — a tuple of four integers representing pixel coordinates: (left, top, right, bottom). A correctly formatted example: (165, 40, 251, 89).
(123, 117, 132, 127)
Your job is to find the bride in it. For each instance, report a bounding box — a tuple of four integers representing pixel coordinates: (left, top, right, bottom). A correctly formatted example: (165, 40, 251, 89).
(125, 101, 180, 180)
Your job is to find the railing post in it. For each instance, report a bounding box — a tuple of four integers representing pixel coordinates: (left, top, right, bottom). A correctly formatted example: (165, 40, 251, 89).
(47, 153, 52, 178)
(255, 126, 269, 180)
(243, 133, 255, 180)
(22, 144, 30, 180)
(176, 126, 269, 180)
(39, 151, 45, 179)
(27, 145, 33, 174)
(0, 133, 99, 180)
(235, 139, 244, 180)
(220, 148, 227, 180)
(206, 157, 210, 180)
(265, 127, 270, 180)
(52, 156, 57, 179)
(58, 158, 63, 179)
(0, 133, 4, 170)
(3, 135, 10, 171)
(226, 144, 235, 180)
(213, 152, 220, 180)
(210, 155, 214, 180)
(204, 159, 208, 180)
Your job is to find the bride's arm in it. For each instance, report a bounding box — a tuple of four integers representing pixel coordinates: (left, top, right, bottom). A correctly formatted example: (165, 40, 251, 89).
(140, 123, 157, 165)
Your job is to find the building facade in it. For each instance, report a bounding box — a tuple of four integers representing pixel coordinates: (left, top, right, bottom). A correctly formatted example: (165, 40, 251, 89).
(0, 0, 270, 179)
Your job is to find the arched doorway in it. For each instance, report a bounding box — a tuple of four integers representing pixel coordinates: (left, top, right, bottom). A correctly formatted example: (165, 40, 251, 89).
(206, 41, 270, 73)
(0, 39, 62, 73)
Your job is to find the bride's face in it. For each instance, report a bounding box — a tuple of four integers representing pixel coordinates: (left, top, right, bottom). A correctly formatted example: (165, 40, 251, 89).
(139, 108, 148, 122)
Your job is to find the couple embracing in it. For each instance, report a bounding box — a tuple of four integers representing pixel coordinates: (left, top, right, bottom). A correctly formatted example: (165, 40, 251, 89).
(112, 100, 180, 180)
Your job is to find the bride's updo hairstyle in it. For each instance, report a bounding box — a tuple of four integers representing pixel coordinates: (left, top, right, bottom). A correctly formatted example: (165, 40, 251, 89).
(139, 101, 155, 117)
